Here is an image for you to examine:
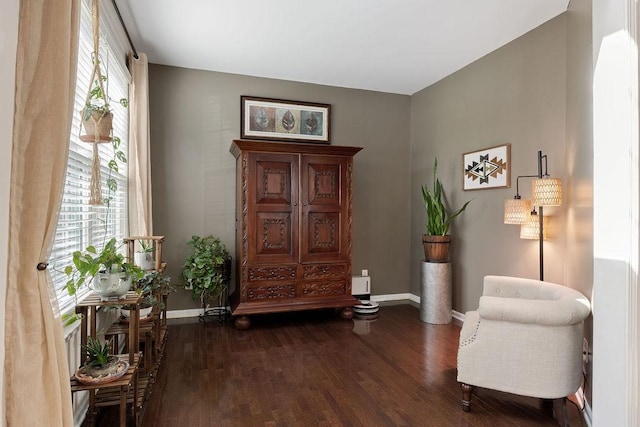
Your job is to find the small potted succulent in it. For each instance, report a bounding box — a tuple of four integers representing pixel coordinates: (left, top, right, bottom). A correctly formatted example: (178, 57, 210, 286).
(74, 336, 128, 384)
(82, 337, 119, 377)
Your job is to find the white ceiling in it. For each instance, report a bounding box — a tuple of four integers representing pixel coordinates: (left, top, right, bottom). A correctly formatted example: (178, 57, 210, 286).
(117, 0, 569, 95)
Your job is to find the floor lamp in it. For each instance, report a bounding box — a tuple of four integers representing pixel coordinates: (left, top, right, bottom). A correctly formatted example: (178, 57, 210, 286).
(504, 151, 562, 281)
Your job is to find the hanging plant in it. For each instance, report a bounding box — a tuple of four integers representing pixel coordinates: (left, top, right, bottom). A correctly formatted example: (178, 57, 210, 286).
(80, 72, 113, 143)
(80, 0, 128, 206)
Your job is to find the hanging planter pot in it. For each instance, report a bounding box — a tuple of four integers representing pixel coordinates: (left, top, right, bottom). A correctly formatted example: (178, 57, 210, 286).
(80, 108, 113, 143)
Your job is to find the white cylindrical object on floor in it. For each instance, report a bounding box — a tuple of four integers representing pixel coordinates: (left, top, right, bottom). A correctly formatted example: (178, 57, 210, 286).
(420, 261, 452, 324)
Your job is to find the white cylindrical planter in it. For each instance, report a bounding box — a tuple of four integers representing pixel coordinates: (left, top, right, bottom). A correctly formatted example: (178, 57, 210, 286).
(420, 261, 452, 324)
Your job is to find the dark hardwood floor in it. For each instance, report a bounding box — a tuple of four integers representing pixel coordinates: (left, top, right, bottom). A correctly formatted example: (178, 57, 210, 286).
(98, 304, 585, 426)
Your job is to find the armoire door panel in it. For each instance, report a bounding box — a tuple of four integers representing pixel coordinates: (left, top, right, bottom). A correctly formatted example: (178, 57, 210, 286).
(255, 160, 292, 205)
(306, 212, 341, 255)
(305, 162, 341, 206)
(255, 212, 292, 256)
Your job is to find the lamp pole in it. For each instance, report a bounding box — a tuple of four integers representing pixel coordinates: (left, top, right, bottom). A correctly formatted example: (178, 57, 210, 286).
(537, 151, 544, 281)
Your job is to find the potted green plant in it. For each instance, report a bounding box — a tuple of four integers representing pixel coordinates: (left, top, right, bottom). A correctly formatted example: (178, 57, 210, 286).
(80, 71, 128, 143)
(421, 158, 471, 262)
(134, 239, 156, 271)
(64, 237, 144, 301)
(180, 235, 231, 307)
(79, 62, 128, 205)
(121, 271, 175, 319)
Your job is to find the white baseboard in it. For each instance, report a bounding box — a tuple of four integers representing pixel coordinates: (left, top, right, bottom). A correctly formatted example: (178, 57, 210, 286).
(166, 308, 203, 319)
(373, 292, 465, 322)
(166, 293, 467, 322)
(452, 310, 465, 323)
(167, 306, 232, 319)
(370, 293, 420, 304)
(167, 293, 424, 318)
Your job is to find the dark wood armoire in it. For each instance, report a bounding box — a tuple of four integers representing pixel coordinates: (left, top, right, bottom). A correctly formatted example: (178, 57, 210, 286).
(229, 139, 362, 329)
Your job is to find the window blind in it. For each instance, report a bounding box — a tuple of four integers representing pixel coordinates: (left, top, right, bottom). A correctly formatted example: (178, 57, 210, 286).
(50, 0, 131, 315)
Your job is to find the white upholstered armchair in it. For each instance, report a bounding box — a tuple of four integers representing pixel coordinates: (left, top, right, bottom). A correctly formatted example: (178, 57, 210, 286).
(457, 276, 591, 424)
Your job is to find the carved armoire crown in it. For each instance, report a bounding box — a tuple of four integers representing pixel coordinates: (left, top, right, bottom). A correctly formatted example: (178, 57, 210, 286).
(229, 140, 362, 329)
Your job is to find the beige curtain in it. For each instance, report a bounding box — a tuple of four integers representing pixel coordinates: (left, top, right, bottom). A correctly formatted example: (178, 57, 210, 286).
(4, 1, 79, 425)
(128, 52, 153, 236)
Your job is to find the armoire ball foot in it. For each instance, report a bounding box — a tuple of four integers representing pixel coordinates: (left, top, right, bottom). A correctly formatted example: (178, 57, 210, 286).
(339, 307, 354, 320)
(234, 315, 251, 330)
(230, 140, 362, 329)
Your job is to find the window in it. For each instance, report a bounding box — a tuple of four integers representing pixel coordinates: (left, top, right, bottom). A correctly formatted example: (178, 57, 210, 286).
(50, 0, 131, 315)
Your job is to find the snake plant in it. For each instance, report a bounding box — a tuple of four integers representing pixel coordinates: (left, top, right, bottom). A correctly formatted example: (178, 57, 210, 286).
(422, 158, 471, 236)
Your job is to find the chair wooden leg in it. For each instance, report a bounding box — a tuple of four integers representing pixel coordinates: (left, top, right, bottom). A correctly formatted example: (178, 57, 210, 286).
(460, 383, 473, 412)
(552, 397, 569, 427)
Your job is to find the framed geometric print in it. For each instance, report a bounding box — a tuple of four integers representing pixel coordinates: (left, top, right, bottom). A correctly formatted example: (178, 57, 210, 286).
(463, 144, 511, 190)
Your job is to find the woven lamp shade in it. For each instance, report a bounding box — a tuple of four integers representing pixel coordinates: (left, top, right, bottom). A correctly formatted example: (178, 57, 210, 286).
(532, 178, 563, 206)
(504, 199, 531, 224)
(520, 214, 548, 240)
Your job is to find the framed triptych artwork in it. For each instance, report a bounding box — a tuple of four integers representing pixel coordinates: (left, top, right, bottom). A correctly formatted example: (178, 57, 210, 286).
(241, 96, 331, 144)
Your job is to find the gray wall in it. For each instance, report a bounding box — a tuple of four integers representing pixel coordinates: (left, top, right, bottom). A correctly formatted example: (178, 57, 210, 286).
(149, 4, 593, 323)
(149, 67, 412, 310)
(409, 0, 594, 406)
(565, 0, 593, 402)
(410, 14, 570, 312)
